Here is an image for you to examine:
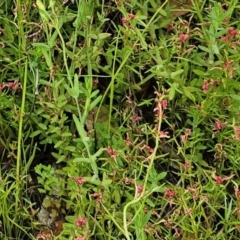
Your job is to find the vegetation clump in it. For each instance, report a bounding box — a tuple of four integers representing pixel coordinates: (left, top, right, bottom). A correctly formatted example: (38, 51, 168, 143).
(1, 0, 240, 239)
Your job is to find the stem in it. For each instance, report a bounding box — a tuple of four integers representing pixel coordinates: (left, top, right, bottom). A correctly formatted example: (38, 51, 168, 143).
(123, 96, 163, 239)
(16, 60, 28, 211)
(15, 0, 27, 212)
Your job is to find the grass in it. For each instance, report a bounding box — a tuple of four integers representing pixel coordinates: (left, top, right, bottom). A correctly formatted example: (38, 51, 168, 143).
(1, 0, 240, 239)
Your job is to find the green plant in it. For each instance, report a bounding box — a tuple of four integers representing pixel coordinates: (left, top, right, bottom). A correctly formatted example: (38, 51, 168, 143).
(2, 0, 240, 239)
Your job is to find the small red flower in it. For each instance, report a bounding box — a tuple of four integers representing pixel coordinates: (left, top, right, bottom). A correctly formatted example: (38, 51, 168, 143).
(125, 133, 133, 147)
(235, 127, 240, 135)
(136, 184, 143, 195)
(224, 60, 233, 71)
(75, 237, 87, 240)
(161, 99, 168, 110)
(183, 162, 190, 170)
(75, 177, 85, 185)
(128, 13, 136, 19)
(75, 217, 87, 227)
(130, 114, 142, 123)
(70, 176, 86, 185)
(213, 120, 225, 131)
(215, 176, 223, 184)
(235, 186, 240, 198)
(202, 80, 209, 93)
(178, 33, 189, 42)
(7, 81, 21, 90)
(164, 188, 177, 198)
(91, 192, 100, 198)
(228, 28, 238, 37)
(220, 35, 229, 41)
(141, 144, 153, 153)
(121, 17, 127, 25)
(105, 147, 117, 160)
(159, 131, 170, 138)
(167, 23, 174, 31)
(126, 96, 134, 105)
(185, 128, 191, 135)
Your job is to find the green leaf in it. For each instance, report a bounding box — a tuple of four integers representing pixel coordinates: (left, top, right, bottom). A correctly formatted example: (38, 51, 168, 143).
(73, 74, 80, 98)
(79, 84, 89, 97)
(135, 29, 148, 49)
(212, 44, 219, 55)
(230, 94, 240, 100)
(73, 114, 87, 139)
(73, 158, 91, 163)
(157, 172, 167, 181)
(169, 86, 176, 100)
(89, 95, 102, 111)
(3, 20, 14, 41)
(30, 130, 42, 137)
(54, 140, 64, 148)
(38, 123, 47, 130)
(168, 82, 180, 100)
(64, 146, 76, 151)
(32, 43, 50, 49)
(113, 189, 121, 204)
(90, 89, 100, 98)
(101, 179, 112, 187)
(193, 69, 206, 76)
(49, 126, 61, 134)
(170, 69, 184, 79)
(36, 0, 46, 11)
(146, 198, 155, 207)
(36, 0, 51, 22)
(52, 153, 66, 163)
(198, 45, 211, 53)
(64, 84, 78, 99)
(142, 210, 152, 226)
(182, 86, 196, 101)
(88, 34, 98, 39)
(43, 197, 52, 208)
(61, 132, 72, 137)
(98, 33, 111, 39)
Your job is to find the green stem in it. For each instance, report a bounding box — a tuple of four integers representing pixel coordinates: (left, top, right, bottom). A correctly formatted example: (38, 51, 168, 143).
(123, 97, 163, 240)
(16, 60, 28, 211)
